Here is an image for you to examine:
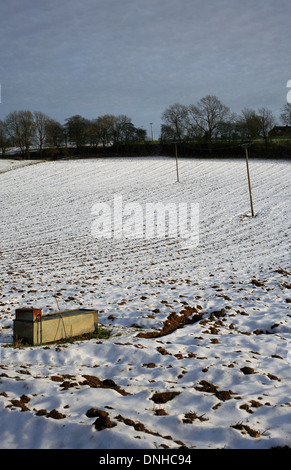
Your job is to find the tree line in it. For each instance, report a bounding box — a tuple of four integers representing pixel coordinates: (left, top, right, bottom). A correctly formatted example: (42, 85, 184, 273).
(0, 97, 290, 157)
(161, 96, 291, 153)
(0, 111, 147, 157)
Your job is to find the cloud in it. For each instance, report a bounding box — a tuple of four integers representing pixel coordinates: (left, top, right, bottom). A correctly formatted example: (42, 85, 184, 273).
(0, 0, 290, 130)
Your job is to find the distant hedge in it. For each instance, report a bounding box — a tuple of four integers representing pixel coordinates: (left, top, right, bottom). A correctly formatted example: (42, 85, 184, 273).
(1, 140, 290, 160)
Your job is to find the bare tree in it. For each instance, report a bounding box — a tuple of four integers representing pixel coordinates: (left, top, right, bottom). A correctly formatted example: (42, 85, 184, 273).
(186, 108, 205, 143)
(236, 108, 276, 150)
(258, 107, 276, 150)
(188, 95, 229, 152)
(113, 115, 135, 144)
(33, 111, 53, 156)
(280, 103, 291, 125)
(95, 114, 116, 147)
(135, 127, 147, 143)
(86, 119, 100, 148)
(236, 108, 261, 142)
(216, 113, 238, 143)
(88, 114, 143, 148)
(64, 115, 89, 148)
(5, 110, 35, 157)
(161, 103, 188, 142)
(45, 119, 65, 148)
(160, 124, 177, 143)
(0, 119, 11, 156)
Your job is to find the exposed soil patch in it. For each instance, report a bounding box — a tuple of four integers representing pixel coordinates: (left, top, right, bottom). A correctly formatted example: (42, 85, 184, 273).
(50, 375, 64, 382)
(81, 375, 102, 387)
(35, 408, 66, 419)
(239, 400, 263, 414)
(90, 409, 117, 431)
(116, 414, 158, 435)
(251, 278, 265, 287)
(266, 372, 280, 381)
(157, 346, 171, 356)
(8, 394, 30, 412)
(275, 268, 290, 276)
(195, 380, 233, 401)
(137, 306, 203, 338)
(81, 375, 131, 396)
(150, 391, 181, 404)
(240, 366, 256, 375)
(182, 411, 208, 423)
(231, 423, 260, 438)
(47, 409, 66, 419)
(35, 409, 48, 416)
(115, 413, 187, 447)
(211, 309, 227, 318)
(86, 407, 105, 418)
(154, 408, 168, 416)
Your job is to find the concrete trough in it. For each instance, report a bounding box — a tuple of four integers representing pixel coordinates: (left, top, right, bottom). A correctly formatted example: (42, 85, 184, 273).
(13, 307, 98, 345)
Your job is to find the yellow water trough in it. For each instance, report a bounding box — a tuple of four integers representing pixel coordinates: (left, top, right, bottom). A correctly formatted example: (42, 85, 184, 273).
(13, 307, 98, 345)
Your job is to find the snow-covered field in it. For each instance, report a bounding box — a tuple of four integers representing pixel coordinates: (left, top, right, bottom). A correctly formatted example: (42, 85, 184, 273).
(0, 156, 290, 450)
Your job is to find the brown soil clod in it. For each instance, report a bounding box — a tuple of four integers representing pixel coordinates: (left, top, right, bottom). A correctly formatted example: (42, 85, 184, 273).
(195, 380, 233, 401)
(240, 366, 256, 375)
(150, 391, 181, 404)
(183, 411, 208, 423)
(86, 407, 106, 418)
(251, 279, 265, 287)
(8, 394, 31, 412)
(81, 375, 131, 396)
(92, 409, 117, 431)
(137, 306, 203, 339)
(35, 408, 66, 419)
(47, 409, 66, 419)
(231, 423, 260, 438)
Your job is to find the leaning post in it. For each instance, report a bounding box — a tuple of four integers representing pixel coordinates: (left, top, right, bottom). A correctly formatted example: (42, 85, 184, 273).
(175, 142, 180, 183)
(241, 142, 254, 217)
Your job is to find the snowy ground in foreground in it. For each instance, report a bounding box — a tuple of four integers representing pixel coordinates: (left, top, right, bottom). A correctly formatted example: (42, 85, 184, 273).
(0, 156, 290, 449)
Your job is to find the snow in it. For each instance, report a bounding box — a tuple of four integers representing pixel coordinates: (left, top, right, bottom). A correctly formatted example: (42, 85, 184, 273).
(0, 158, 42, 174)
(0, 156, 290, 449)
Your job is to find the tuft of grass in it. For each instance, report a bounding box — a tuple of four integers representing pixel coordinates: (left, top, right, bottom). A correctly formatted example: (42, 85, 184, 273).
(48, 327, 112, 345)
(8, 327, 111, 348)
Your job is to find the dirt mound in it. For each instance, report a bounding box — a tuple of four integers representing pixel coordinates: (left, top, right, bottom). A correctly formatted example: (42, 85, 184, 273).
(240, 366, 256, 375)
(150, 391, 181, 404)
(115, 413, 187, 447)
(195, 380, 233, 401)
(8, 394, 30, 412)
(81, 375, 130, 396)
(137, 306, 203, 338)
(231, 423, 260, 438)
(91, 409, 117, 431)
(183, 411, 208, 423)
(35, 408, 66, 419)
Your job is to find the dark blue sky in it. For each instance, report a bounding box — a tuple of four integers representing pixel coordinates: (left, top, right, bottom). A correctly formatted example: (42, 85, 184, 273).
(0, 0, 290, 138)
